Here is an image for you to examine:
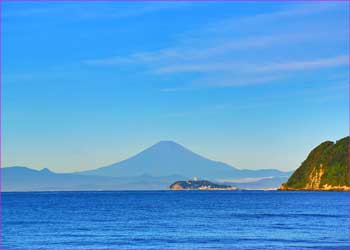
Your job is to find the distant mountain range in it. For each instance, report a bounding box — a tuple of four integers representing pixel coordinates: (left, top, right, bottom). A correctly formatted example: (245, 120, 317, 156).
(2, 166, 185, 191)
(2, 141, 292, 191)
(280, 136, 349, 191)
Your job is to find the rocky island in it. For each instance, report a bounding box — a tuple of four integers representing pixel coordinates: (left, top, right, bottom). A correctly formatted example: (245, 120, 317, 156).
(279, 136, 350, 191)
(170, 179, 237, 190)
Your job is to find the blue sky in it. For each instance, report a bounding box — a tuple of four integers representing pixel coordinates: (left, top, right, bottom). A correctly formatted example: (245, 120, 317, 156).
(2, 1, 349, 172)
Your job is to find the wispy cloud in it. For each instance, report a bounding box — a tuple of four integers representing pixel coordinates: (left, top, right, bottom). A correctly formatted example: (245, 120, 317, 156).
(207, 2, 343, 32)
(82, 2, 345, 67)
(159, 55, 348, 74)
(192, 75, 283, 88)
(76, 2, 193, 20)
(82, 1, 346, 93)
(83, 31, 340, 68)
(256, 55, 348, 72)
(3, 2, 193, 20)
(9, 1, 346, 93)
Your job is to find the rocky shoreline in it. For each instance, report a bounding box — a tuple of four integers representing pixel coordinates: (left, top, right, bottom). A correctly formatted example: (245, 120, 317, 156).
(279, 184, 350, 191)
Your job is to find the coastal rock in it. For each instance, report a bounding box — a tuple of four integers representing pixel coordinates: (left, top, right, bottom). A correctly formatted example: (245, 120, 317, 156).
(279, 136, 350, 191)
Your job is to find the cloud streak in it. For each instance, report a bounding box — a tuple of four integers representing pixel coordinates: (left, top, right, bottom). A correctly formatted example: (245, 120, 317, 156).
(82, 2, 347, 91)
(155, 55, 348, 75)
(207, 2, 343, 32)
(19, 1, 345, 91)
(83, 31, 341, 68)
(256, 55, 348, 72)
(3, 2, 193, 20)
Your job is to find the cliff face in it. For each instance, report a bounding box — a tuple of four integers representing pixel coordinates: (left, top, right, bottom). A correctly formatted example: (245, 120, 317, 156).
(280, 136, 350, 191)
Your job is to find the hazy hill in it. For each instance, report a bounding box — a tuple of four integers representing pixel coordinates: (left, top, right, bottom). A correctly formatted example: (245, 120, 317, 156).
(2, 166, 186, 191)
(280, 136, 350, 191)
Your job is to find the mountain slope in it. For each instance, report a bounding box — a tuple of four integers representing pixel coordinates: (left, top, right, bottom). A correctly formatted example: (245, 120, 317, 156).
(79, 141, 290, 179)
(280, 136, 350, 191)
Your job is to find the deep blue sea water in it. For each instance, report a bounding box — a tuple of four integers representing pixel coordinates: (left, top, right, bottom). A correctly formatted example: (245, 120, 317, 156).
(2, 191, 349, 250)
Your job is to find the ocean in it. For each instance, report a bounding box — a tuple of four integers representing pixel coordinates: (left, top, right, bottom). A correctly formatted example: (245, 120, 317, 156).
(2, 191, 349, 250)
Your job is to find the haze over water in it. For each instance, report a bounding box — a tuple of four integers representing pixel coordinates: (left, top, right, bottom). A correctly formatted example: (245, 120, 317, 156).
(3, 191, 348, 249)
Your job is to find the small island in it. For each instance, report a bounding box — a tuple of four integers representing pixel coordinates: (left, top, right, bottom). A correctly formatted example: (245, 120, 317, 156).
(170, 178, 237, 190)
